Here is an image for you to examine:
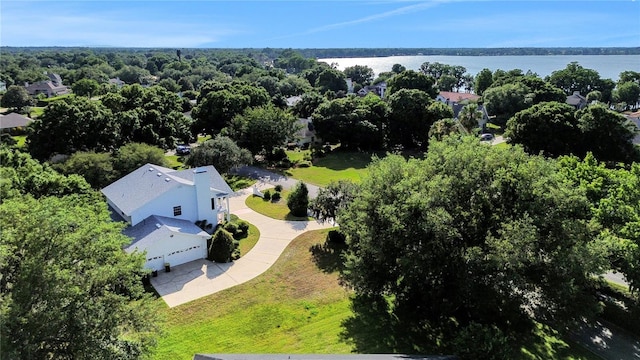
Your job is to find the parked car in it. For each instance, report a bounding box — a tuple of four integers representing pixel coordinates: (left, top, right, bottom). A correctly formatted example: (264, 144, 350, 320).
(480, 133, 494, 142)
(176, 144, 191, 155)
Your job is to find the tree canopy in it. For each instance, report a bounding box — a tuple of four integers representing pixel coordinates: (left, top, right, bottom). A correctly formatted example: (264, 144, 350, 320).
(339, 138, 606, 356)
(185, 135, 252, 174)
(225, 104, 299, 155)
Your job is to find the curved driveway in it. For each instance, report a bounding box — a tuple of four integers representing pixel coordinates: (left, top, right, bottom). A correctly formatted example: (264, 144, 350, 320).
(151, 183, 334, 308)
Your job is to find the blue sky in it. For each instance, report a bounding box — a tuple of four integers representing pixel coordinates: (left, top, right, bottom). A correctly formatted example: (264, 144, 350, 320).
(2, 1, 639, 48)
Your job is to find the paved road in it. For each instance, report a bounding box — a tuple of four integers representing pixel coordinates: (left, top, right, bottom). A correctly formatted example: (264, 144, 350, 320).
(570, 319, 640, 360)
(232, 165, 323, 198)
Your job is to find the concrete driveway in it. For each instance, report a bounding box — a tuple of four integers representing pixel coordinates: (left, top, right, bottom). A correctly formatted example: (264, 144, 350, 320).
(151, 184, 334, 307)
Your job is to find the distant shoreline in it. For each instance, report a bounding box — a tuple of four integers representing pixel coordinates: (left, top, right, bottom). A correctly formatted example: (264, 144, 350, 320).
(2, 46, 639, 58)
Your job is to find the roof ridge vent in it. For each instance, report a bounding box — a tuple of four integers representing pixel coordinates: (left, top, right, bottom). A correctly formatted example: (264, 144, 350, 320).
(157, 172, 162, 177)
(165, 178, 171, 182)
(148, 167, 154, 171)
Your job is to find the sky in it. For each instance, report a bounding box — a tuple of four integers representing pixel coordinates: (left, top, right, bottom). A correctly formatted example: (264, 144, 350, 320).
(1, 0, 639, 48)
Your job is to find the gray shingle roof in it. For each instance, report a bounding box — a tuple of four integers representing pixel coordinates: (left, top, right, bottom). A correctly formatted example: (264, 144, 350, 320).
(101, 163, 232, 217)
(123, 215, 208, 248)
(171, 165, 233, 194)
(0, 113, 33, 129)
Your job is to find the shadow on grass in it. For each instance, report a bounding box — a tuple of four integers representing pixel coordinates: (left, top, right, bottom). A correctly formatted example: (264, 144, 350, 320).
(309, 241, 347, 273)
(339, 295, 440, 355)
(311, 150, 374, 171)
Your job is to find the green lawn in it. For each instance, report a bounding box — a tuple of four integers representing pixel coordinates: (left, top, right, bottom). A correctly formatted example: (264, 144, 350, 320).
(245, 188, 312, 221)
(197, 135, 212, 143)
(164, 155, 186, 170)
(286, 151, 373, 186)
(154, 228, 351, 359)
(286, 149, 310, 164)
(153, 228, 596, 360)
(223, 174, 256, 191)
(29, 107, 45, 118)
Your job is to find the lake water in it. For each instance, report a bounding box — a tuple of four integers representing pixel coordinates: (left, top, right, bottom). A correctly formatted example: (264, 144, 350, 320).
(318, 55, 640, 81)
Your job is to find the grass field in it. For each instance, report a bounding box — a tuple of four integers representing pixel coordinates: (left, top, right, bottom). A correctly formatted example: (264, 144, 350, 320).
(154, 228, 352, 359)
(153, 228, 596, 360)
(286, 151, 373, 186)
(245, 188, 312, 221)
(164, 155, 186, 170)
(223, 174, 257, 191)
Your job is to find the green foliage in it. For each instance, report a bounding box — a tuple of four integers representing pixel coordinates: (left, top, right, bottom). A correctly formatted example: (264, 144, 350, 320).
(27, 96, 116, 160)
(559, 155, 640, 294)
(386, 70, 437, 98)
(54, 151, 116, 188)
(236, 220, 250, 236)
(1, 85, 33, 112)
(225, 104, 299, 155)
(316, 68, 348, 93)
(223, 222, 239, 236)
(614, 81, 640, 109)
(208, 228, 237, 263)
(263, 189, 272, 201)
(71, 78, 100, 97)
(428, 118, 464, 140)
(274, 184, 283, 192)
(185, 135, 252, 174)
(475, 68, 494, 95)
(339, 138, 605, 355)
(547, 62, 615, 102)
(309, 180, 358, 223)
(505, 101, 580, 157)
(311, 94, 388, 150)
(287, 181, 309, 217)
(0, 147, 93, 201)
(271, 191, 281, 202)
(576, 104, 639, 163)
(191, 81, 270, 136)
(113, 142, 168, 177)
(343, 65, 375, 86)
(387, 88, 441, 149)
(0, 195, 159, 359)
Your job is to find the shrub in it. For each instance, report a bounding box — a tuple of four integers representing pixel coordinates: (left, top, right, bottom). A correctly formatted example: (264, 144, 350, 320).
(287, 181, 309, 217)
(274, 184, 283, 192)
(271, 192, 281, 202)
(326, 230, 346, 245)
(223, 222, 238, 235)
(208, 229, 236, 263)
(236, 220, 249, 235)
(298, 161, 312, 168)
(263, 189, 271, 201)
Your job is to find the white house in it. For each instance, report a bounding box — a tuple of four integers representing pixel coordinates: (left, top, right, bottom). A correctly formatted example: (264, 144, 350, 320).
(102, 163, 233, 270)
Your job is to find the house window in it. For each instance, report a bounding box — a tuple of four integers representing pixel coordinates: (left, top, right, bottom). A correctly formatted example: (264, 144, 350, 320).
(211, 198, 216, 210)
(173, 206, 182, 216)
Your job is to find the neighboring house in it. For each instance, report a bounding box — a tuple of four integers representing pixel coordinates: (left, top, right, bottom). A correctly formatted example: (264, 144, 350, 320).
(566, 91, 588, 109)
(0, 81, 6, 92)
(102, 164, 234, 271)
(436, 91, 489, 129)
(291, 118, 319, 147)
(436, 91, 480, 105)
(25, 73, 70, 97)
(626, 111, 640, 145)
(0, 113, 33, 131)
(357, 82, 387, 98)
(108, 77, 126, 88)
(285, 95, 302, 107)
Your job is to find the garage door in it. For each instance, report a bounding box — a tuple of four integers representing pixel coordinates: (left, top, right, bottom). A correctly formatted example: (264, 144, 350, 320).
(165, 244, 206, 267)
(145, 255, 165, 271)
